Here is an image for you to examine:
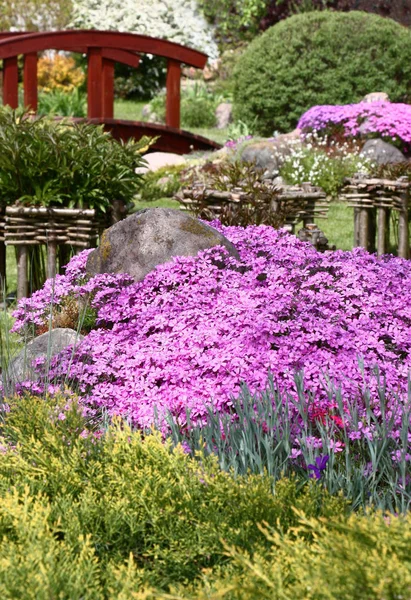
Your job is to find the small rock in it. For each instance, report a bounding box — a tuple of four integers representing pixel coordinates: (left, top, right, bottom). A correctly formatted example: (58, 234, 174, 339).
(86, 208, 240, 282)
(215, 102, 233, 129)
(8, 328, 83, 384)
(360, 139, 406, 165)
(297, 225, 334, 252)
(362, 92, 390, 103)
(136, 152, 187, 175)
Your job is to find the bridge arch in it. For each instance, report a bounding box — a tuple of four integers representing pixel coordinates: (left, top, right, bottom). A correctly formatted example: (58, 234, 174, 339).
(0, 30, 220, 152)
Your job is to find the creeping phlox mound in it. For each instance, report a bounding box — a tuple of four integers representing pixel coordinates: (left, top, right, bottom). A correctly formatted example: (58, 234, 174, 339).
(298, 102, 411, 151)
(12, 224, 411, 433)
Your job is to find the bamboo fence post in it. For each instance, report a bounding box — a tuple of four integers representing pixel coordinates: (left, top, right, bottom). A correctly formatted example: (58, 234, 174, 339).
(377, 207, 387, 255)
(353, 207, 361, 247)
(368, 208, 376, 253)
(47, 241, 57, 279)
(398, 190, 409, 259)
(358, 207, 370, 249)
(16, 246, 28, 300)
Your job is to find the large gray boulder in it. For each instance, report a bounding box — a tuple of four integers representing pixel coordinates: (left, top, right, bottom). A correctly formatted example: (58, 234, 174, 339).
(8, 328, 83, 383)
(86, 208, 240, 281)
(239, 132, 300, 178)
(360, 139, 406, 165)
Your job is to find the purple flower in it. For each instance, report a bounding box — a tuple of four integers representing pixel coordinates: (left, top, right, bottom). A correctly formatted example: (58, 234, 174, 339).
(298, 101, 411, 152)
(307, 455, 329, 480)
(10, 222, 411, 446)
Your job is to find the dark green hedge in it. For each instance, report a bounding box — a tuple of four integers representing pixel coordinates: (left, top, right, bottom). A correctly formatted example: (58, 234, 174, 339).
(233, 11, 411, 135)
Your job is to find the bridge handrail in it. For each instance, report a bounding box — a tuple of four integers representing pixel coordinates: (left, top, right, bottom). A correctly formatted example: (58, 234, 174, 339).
(0, 29, 208, 126)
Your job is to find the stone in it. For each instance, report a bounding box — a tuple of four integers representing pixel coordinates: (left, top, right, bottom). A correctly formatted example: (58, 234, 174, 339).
(141, 103, 160, 123)
(135, 152, 186, 175)
(9, 328, 83, 384)
(240, 134, 300, 178)
(86, 208, 240, 282)
(360, 139, 406, 165)
(362, 92, 390, 103)
(215, 102, 233, 129)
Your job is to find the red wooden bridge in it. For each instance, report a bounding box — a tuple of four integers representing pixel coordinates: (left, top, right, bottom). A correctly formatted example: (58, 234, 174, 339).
(0, 30, 221, 154)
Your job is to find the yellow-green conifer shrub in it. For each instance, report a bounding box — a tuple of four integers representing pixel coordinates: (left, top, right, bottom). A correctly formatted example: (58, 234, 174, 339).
(159, 512, 411, 599)
(0, 394, 345, 597)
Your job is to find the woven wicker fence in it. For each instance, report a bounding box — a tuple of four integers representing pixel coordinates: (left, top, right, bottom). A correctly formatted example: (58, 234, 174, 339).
(0, 207, 108, 299)
(176, 181, 329, 231)
(341, 176, 409, 258)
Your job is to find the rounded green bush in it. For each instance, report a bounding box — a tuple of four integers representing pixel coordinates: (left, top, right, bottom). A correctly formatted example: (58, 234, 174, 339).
(233, 11, 411, 135)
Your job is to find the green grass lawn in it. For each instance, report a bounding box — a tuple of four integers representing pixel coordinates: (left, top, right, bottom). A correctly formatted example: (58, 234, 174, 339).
(113, 99, 229, 145)
(318, 201, 354, 251)
(114, 99, 146, 121)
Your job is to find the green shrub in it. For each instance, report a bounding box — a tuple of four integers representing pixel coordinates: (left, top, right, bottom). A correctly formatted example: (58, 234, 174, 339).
(149, 83, 225, 128)
(139, 164, 186, 202)
(38, 87, 87, 117)
(279, 138, 373, 197)
(158, 511, 411, 599)
(0, 394, 344, 595)
(233, 11, 411, 135)
(0, 108, 148, 214)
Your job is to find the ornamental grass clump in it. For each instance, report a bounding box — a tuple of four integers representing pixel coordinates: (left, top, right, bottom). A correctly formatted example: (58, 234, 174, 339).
(11, 223, 411, 446)
(167, 372, 411, 513)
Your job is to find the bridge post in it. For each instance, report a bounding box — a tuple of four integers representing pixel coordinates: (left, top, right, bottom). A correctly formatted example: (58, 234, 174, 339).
(23, 52, 38, 111)
(102, 57, 114, 119)
(3, 56, 18, 108)
(166, 59, 181, 129)
(87, 47, 103, 118)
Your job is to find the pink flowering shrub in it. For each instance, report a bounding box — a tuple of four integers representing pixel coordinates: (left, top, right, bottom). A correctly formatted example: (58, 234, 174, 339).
(298, 102, 411, 153)
(12, 224, 411, 439)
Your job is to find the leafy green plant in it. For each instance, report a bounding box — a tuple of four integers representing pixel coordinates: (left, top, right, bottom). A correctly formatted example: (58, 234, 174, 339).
(0, 107, 149, 214)
(38, 87, 87, 117)
(279, 142, 373, 197)
(233, 10, 411, 134)
(149, 83, 226, 128)
(166, 371, 411, 513)
(138, 164, 186, 203)
(198, 0, 270, 45)
(153, 510, 411, 599)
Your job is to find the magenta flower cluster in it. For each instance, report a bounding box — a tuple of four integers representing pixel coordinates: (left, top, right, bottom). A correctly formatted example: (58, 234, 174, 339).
(12, 224, 411, 439)
(297, 101, 411, 150)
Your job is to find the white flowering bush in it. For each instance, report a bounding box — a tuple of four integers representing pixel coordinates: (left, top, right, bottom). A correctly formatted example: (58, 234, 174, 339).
(71, 0, 219, 61)
(279, 135, 373, 197)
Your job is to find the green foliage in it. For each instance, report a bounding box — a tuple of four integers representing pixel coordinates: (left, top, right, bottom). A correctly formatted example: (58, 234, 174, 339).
(199, 0, 270, 45)
(38, 87, 87, 118)
(279, 141, 372, 197)
(0, 0, 71, 30)
(233, 11, 411, 135)
(0, 394, 344, 596)
(156, 511, 411, 599)
(114, 56, 167, 100)
(139, 164, 186, 203)
(167, 373, 411, 513)
(149, 84, 225, 128)
(0, 108, 148, 214)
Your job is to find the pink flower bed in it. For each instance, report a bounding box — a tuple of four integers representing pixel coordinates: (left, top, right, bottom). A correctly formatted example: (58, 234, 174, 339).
(297, 101, 411, 151)
(13, 223, 411, 433)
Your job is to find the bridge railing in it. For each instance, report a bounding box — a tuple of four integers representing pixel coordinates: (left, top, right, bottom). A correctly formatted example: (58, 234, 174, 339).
(0, 30, 208, 128)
